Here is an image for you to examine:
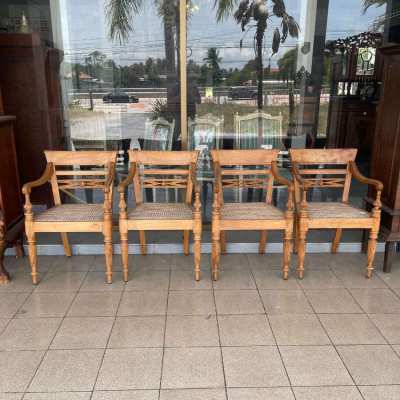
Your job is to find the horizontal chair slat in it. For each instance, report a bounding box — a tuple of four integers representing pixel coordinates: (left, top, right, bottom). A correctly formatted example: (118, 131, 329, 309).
(221, 169, 271, 176)
(141, 169, 189, 175)
(299, 169, 348, 175)
(129, 150, 198, 165)
(55, 170, 108, 176)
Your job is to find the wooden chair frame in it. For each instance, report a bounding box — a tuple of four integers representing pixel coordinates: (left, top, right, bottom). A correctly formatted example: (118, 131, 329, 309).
(22, 151, 117, 284)
(290, 148, 383, 279)
(211, 149, 294, 280)
(118, 150, 202, 281)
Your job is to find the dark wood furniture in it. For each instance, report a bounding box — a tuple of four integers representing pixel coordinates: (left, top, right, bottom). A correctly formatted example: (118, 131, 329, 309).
(0, 32, 64, 204)
(369, 44, 400, 272)
(0, 115, 24, 283)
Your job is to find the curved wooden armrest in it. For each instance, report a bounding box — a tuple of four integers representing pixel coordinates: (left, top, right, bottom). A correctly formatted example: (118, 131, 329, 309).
(190, 164, 201, 195)
(349, 161, 383, 192)
(117, 163, 136, 193)
(291, 163, 309, 191)
(271, 161, 294, 211)
(22, 163, 54, 195)
(104, 162, 116, 194)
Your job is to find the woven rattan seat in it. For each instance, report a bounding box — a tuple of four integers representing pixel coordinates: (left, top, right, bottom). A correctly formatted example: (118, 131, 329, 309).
(128, 203, 193, 220)
(221, 203, 284, 220)
(34, 204, 104, 222)
(306, 202, 370, 219)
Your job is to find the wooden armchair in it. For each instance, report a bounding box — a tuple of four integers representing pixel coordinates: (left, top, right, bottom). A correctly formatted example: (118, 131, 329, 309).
(118, 150, 202, 281)
(290, 149, 383, 279)
(211, 149, 294, 280)
(22, 151, 117, 284)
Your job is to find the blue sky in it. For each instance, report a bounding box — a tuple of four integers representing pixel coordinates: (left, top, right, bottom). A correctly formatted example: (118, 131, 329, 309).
(61, 0, 385, 68)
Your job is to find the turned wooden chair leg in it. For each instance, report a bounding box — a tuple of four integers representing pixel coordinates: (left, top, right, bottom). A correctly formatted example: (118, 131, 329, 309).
(283, 229, 292, 280)
(331, 228, 342, 254)
(27, 231, 38, 285)
(61, 233, 72, 257)
(193, 229, 201, 281)
(297, 226, 308, 279)
(259, 230, 267, 254)
(220, 231, 226, 254)
(120, 230, 129, 282)
(139, 231, 147, 255)
(104, 231, 113, 284)
(212, 230, 220, 281)
(366, 228, 378, 278)
(183, 230, 190, 256)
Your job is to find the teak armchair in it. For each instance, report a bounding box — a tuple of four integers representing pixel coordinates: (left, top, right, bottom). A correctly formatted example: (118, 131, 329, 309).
(211, 149, 294, 280)
(290, 149, 383, 279)
(22, 151, 117, 284)
(118, 150, 201, 282)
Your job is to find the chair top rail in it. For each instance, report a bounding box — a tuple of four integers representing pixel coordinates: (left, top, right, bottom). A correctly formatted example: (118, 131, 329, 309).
(129, 150, 198, 165)
(290, 149, 357, 164)
(211, 149, 279, 166)
(45, 151, 117, 165)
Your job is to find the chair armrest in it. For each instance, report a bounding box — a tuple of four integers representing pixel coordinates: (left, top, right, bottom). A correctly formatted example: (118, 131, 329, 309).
(190, 163, 201, 195)
(117, 163, 136, 193)
(349, 161, 383, 192)
(22, 163, 54, 195)
(104, 162, 116, 194)
(291, 163, 309, 191)
(271, 161, 294, 211)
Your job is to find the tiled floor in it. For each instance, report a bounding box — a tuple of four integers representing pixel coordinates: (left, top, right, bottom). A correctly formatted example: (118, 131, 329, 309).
(0, 252, 400, 399)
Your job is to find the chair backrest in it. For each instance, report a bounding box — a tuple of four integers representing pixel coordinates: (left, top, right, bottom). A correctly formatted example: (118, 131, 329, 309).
(234, 111, 283, 149)
(211, 149, 280, 204)
(128, 150, 199, 204)
(188, 114, 224, 151)
(289, 148, 357, 202)
(142, 117, 174, 151)
(44, 151, 117, 205)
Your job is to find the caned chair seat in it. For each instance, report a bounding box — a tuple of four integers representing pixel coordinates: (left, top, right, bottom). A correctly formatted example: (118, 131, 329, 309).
(34, 204, 104, 222)
(221, 203, 284, 220)
(128, 203, 193, 220)
(304, 202, 370, 220)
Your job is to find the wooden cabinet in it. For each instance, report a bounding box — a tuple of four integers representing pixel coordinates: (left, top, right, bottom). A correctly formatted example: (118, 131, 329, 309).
(369, 44, 400, 272)
(0, 116, 24, 283)
(0, 32, 65, 204)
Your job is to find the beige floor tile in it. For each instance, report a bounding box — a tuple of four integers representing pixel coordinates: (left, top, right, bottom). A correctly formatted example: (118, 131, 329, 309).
(305, 289, 363, 314)
(16, 293, 75, 318)
(165, 315, 219, 347)
(108, 316, 165, 348)
(162, 347, 224, 389)
(298, 270, 344, 289)
(377, 269, 400, 289)
(51, 317, 114, 349)
(0, 293, 30, 318)
(68, 292, 121, 317)
(168, 291, 215, 315)
(132, 254, 171, 270)
(227, 388, 294, 400)
(125, 270, 170, 291)
(92, 391, 158, 400)
(0, 393, 22, 400)
(118, 291, 168, 316)
(359, 385, 400, 400)
(0, 318, 9, 333)
(215, 290, 264, 315)
(169, 270, 212, 290)
(336, 269, 387, 289)
(35, 271, 86, 292)
(218, 315, 275, 346)
(393, 344, 400, 356)
(280, 345, 353, 386)
(219, 254, 249, 270)
(247, 254, 284, 269)
(80, 272, 125, 292)
(269, 314, 330, 345)
(252, 269, 300, 290)
(96, 348, 163, 390)
(29, 349, 103, 392)
(213, 270, 256, 290)
(369, 314, 400, 343)
(91, 256, 122, 272)
(160, 389, 226, 400)
(0, 272, 35, 293)
(170, 254, 210, 271)
(293, 386, 362, 400)
(0, 318, 61, 350)
(222, 346, 288, 388)
(0, 350, 44, 392)
(350, 289, 400, 313)
(260, 290, 313, 314)
(319, 314, 385, 345)
(61, 255, 97, 272)
(337, 345, 400, 385)
(23, 393, 91, 400)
